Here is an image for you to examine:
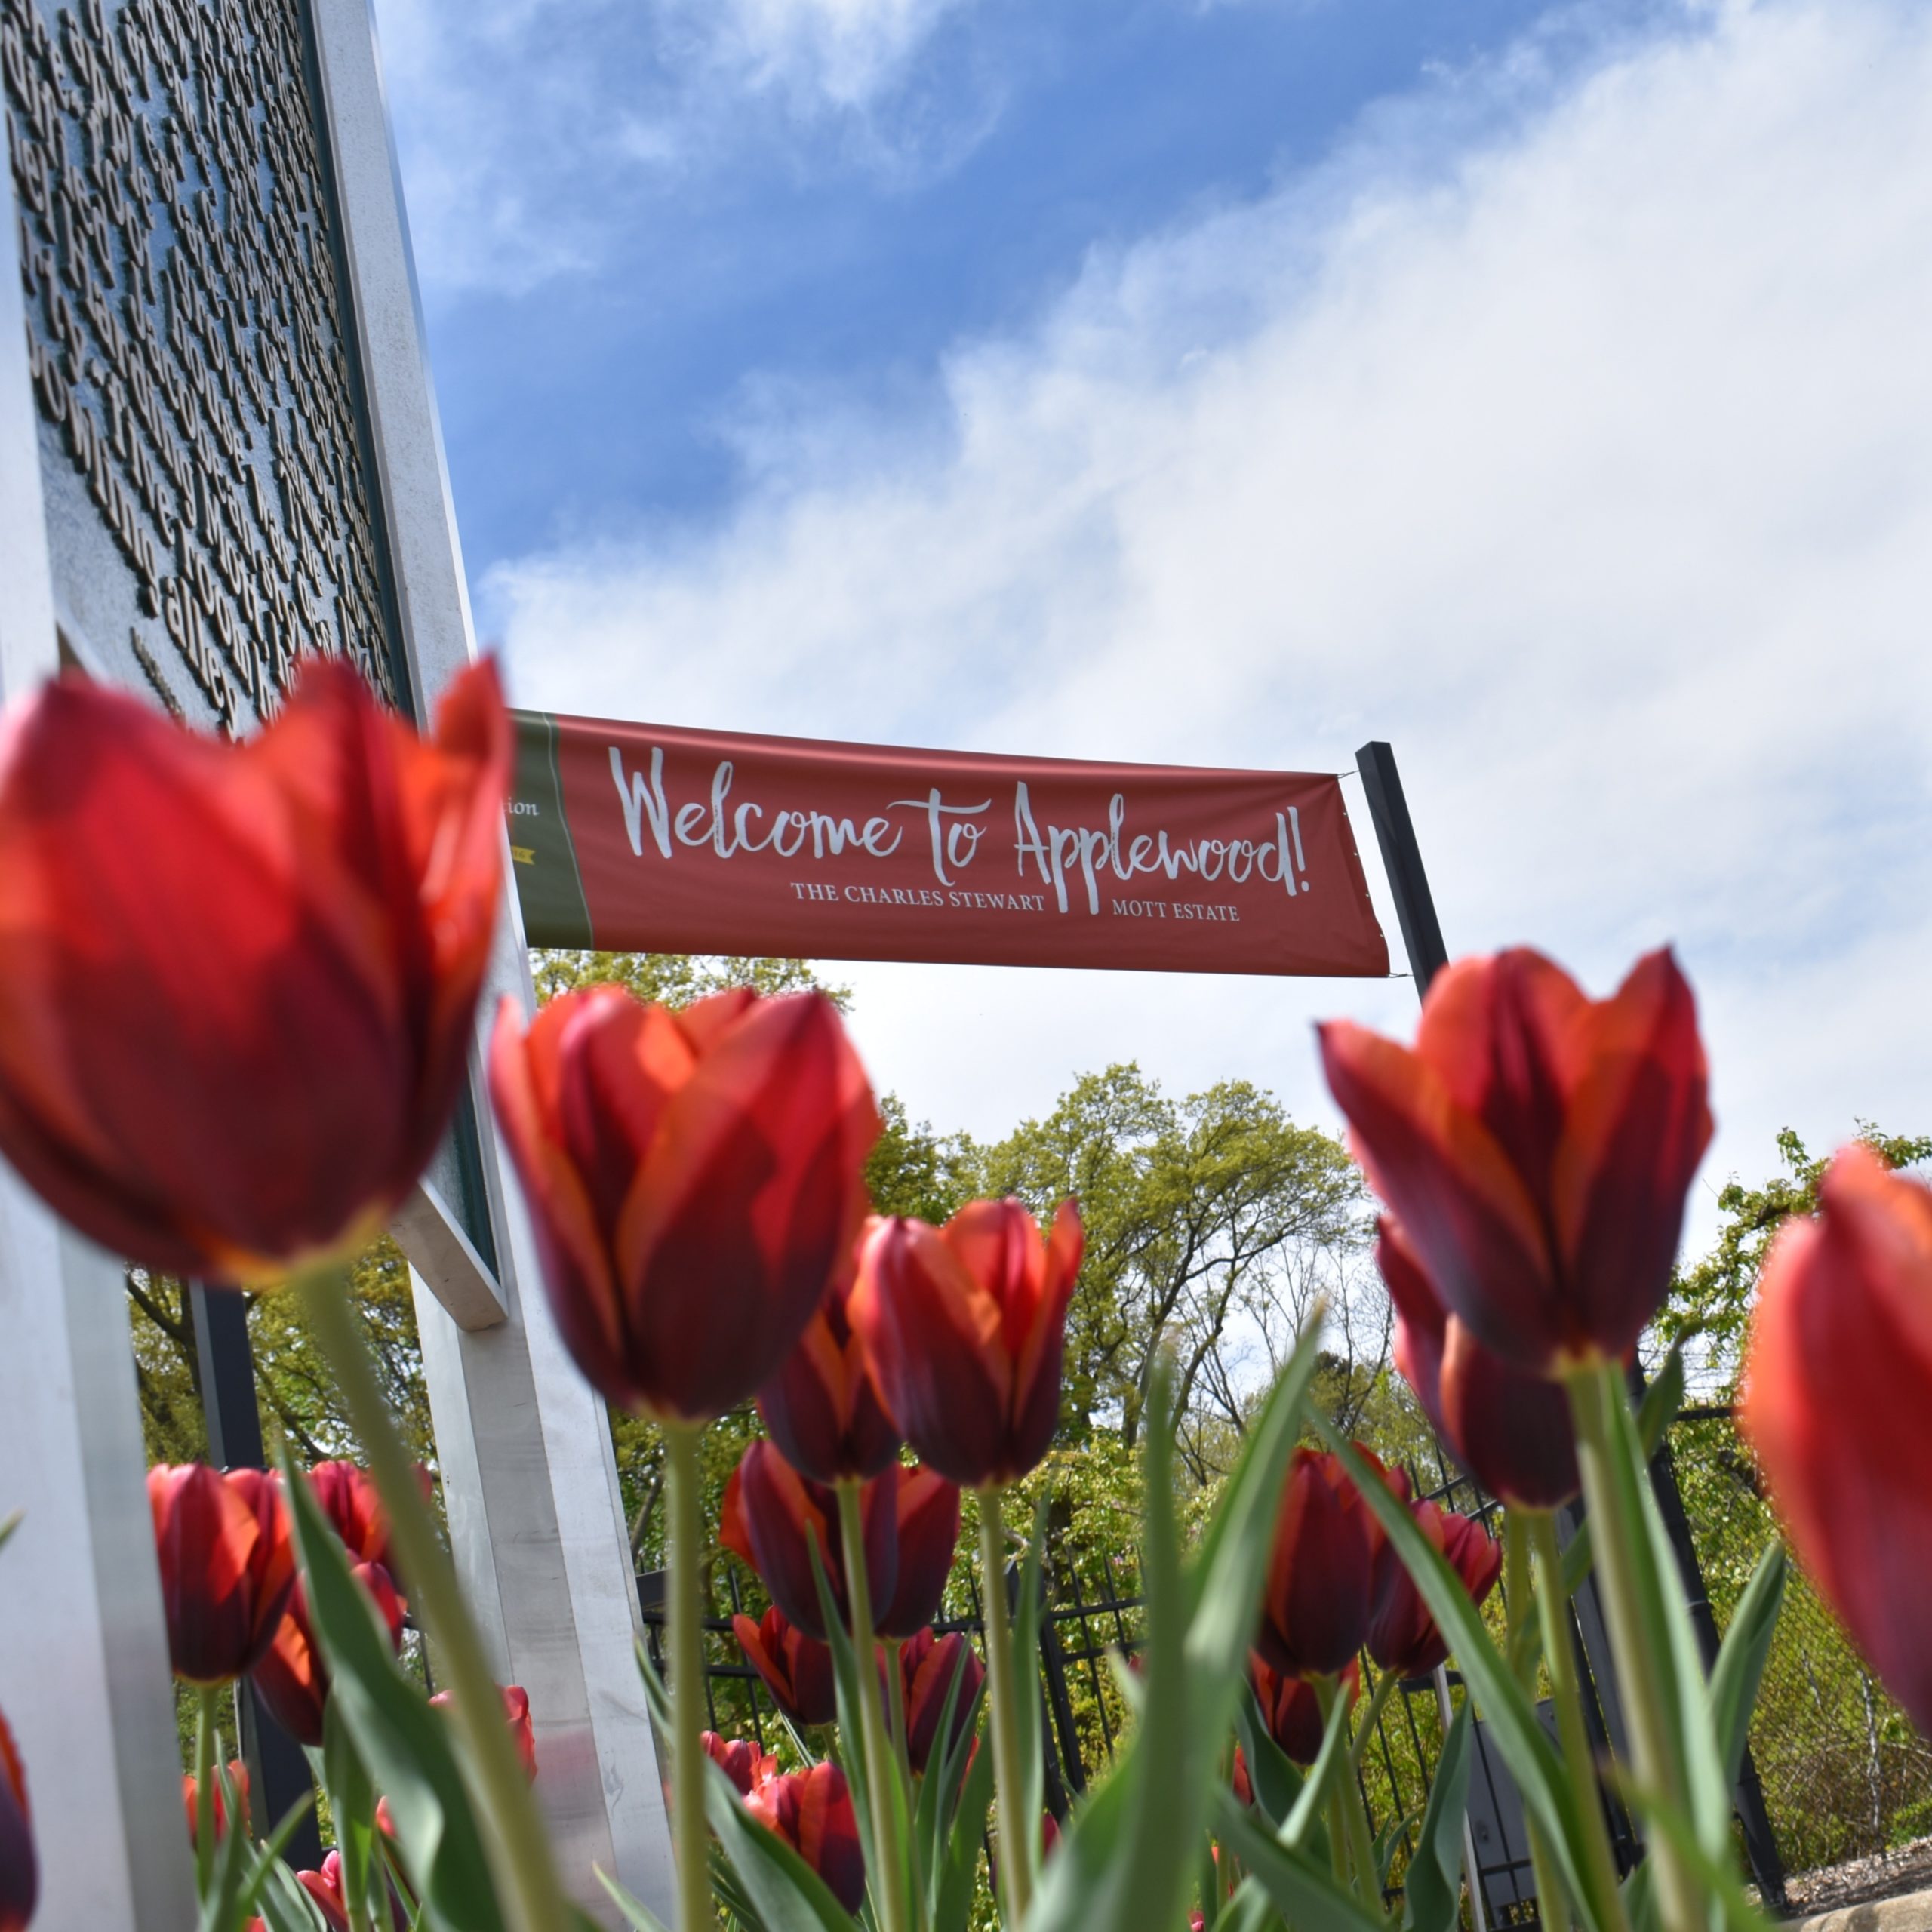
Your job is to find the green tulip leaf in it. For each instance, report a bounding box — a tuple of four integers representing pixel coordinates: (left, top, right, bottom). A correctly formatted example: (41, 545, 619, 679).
(1213, 1789, 1385, 1932)
(1709, 1543, 1786, 1788)
(1310, 1417, 1595, 1928)
(595, 1865, 675, 1932)
(254, 1856, 330, 1932)
(1232, 1684, 1306, 1833)
(1610, 1770, 1773, 1932)
(1009, 1500, 1051, 1905)
(280, 1454, 508, 1932)
(934, 1711, 996, 1932)
(1220, 1877, 1284, 1932)
(322, 1694, 379, 1932)
(1555, 1348, 1687, 1605)
(915, 1647, 987, 1927)
(1399, 1700, 1473, 1932)
(706, 1756, 858, 1932)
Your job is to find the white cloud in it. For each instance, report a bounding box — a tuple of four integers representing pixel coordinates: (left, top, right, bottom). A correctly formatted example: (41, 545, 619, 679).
(490, 0, 1932, 1244)
(700, 0, 971, 111)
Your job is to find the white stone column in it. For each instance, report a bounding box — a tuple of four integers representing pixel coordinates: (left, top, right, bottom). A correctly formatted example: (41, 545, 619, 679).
(0, 158, 197, 1932)
(308, 1, 676, 1918)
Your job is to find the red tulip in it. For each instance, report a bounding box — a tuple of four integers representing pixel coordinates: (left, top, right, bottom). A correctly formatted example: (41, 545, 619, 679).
(297, 1854, 351, 1932)
(1743, 1145, 1932, 1736)
(0, 1707, 35, 1932)
(1319, 947, 1710, 1376)
(721, 1441, 897, 1641)
(253, 1561, 406, 1747)
(1367, 1494, 1500, 1680)
(702, 1731, 778, 1798)
(1377, 1219, 1580, 1510)
(149, 1464, 295, 1683)
(745, 1763, 866, 1912)
(759, 1259, 901, 1484)
(0, 659, 509, 1284)
(1250, 1655, 1359, 1765)
(183, 1758, 251, 1848)
(875, 1466, 961, 1639)
(490, 984, 880, 1423)
(1257, 1447, 1391, 1680)
(733, 1607, 840, 1727)
(851, 1198, 1083, 1486)
(898, 1627, 984, 1773)
(1231, 1743, 1253, 1807)
(429, 1684, 537, 1781)
(305, 1462, 391, 1567)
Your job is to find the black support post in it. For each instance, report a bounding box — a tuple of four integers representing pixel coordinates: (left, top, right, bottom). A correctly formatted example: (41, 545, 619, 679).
(1355, 741, 1449, 994)
(189, 1285, 324, 1870)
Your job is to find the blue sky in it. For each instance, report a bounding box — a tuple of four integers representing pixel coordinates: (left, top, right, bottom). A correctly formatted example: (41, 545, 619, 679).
(376, 0, 1932, 1246)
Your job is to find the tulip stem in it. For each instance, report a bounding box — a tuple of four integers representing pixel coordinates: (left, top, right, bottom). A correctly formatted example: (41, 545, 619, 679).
(1564, 1361, 1704, 1932)
(193, 1684, 217, 1897)
(664, 1423, 715, 1932)
(976, 1486, 1032, 1925)
(1527, 1509, 1629, 1932)
(884, 1637, 915, 1795)
(1350, 1668, 1398, 1771)
(297, 1263, 572, 1932)
(836, 1481, 911, 1932)
(1505, 1510, 1571, 1930)
(1318, 1673, 1384, 1916)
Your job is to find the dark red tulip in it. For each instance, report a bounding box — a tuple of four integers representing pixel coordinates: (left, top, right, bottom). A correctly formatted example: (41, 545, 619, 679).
(851, 1198, 1083, 1487)
(0, 659, 509, 1284)
(149, 1464, 295, 1684)
(898, 1628, 984, 1773)
(297, 1853, 350, 1931)
(1377, 1219, 1580, 1510)
(183, 1758, 251, 1848)
(1367, 1494, 1501, 1680)
(875, 1466, 961, 1639)
(0, 1707, 35, 1932)
(759, 1259, 900, 1484)
(430, 1684, 537, 1781)
(721, 1441, 897, 1641)
(1320, 947, 1710, 1376)
(253, 1561, 406, 1747)
(491, 984, 880, 1424)
(305, 1461, 400, 1568)
(732, 1607, 840, 1727)
(1257, 1447, 1391, 1680)
(1743, 1145, 1932, 1737)
(1250, 1655, 1359, 1765)
(746, 1763, 866, 1913)
(702, 1731, 777, 1798)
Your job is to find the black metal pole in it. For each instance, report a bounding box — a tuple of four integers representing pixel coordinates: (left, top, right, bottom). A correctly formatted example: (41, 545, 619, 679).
(1355, 741, 1449, 995)
(189, 1284, 324, 1869)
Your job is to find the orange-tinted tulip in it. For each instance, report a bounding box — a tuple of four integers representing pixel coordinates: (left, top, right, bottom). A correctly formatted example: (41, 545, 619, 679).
(1377, 1219, 1579, 1509)
(759, 1262, 900, 1484)
(875, 1465, 961, 1639)
(430, 1684, 537, 1781)
(1231, 1743, 1253, 1807)
(254, 1561, 406, 1748)
(746, 1762, 866, 1913)
(1743, 1145, 1932, 1735)
(0, 1707, 35, 1932)
(898, 1628, 984, 1774)
(851, 1198, 1083, 1486)
(1257, 1447, 1389, 1680)
(0, 660, 509, 1284)
(1320, 948, 1710, 1376)
(721, 1441, 897, 1642)
(733, 1607, 839, 1727)
(149, 1464, 295, 1683)
(1251, 1655, 1358, 1766)
(183, 1759, 251, 1848)
(490, 986, 879, 1423)
(297, 1853, 350, 1932)
(1367, 1495, 1500, 1680)
(702, 1731, 777, 1798)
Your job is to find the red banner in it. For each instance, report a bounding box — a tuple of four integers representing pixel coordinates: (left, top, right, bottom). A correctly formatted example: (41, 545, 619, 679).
(509, 712, 1389, 978)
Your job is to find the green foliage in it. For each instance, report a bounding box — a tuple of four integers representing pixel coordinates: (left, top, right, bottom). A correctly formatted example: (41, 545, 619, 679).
(531, 949, 847, 1011)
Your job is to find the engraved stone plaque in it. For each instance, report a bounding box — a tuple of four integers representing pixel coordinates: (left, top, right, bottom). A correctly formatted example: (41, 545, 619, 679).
(2, 0, 404, 731)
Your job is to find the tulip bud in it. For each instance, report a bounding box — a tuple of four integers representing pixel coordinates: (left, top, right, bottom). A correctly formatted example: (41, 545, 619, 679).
(1377, 1219, 1580, 1510)
(745, 1763, 866, 1913)
(1257, 1447, 1389, 1680)
(721, 1441, 897, 1641)
(851, 1198, 1083, 1487)
(759, 1257, 901, 1484)
(1249, 1654, 1358, 1766)
(1320, 947, 1710, 1376)
(733, 1606, 840, 1727)
(429, 1684, 537, 1781)
(297, 1852, 351, 1932)
(1743, 1145, 1932, 1737)
(701, 1730, 777, 1798)
(253, 1561, 406, 1748)
(149, 1464, 295, 1684)
(0, 1708, 36, 1932)
(875, 1465, 961, 1639)
(1367, 1497, 1500, 1680)
(183, 1758, 251, 1849)
(491, 986, 880, 1424)
(0, 660, 509, 1284)
(898, 1628, 984, 1774)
